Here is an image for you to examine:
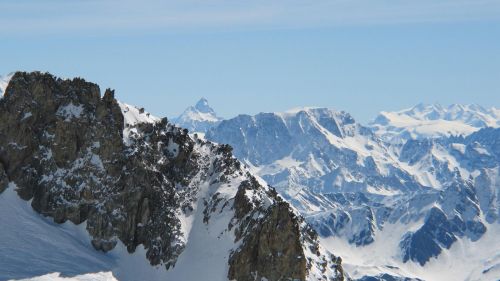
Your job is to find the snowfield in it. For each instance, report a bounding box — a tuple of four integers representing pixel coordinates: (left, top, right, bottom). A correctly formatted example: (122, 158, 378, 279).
(13, 272, 117, 281)
(370, 103, 500, 143)
(322, 222, 500, 281)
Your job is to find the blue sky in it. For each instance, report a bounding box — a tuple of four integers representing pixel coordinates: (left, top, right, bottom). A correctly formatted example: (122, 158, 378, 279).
(1, 0, 499, 122)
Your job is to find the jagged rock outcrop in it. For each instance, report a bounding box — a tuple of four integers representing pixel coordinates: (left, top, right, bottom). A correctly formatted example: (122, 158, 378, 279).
(229, 178, 307, 281)
(0, 72, 344, 281)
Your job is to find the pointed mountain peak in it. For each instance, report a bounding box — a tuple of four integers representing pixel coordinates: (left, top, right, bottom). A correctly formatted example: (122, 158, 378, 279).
(172, 98, 223, 133)
(194, 97, 214, 114)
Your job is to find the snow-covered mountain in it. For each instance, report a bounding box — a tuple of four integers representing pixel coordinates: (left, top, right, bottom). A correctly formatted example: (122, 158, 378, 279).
(4, 73, 500, 281)
(205, 106, 500, 280)
(172, 98, 223, 133)
(207, 107, 425, 196)
(370, 103, 500, 143)
(0, 72, 345, 281)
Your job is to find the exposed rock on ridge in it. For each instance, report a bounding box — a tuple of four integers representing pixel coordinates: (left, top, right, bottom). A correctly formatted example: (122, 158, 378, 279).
(0, 72, 344, 281)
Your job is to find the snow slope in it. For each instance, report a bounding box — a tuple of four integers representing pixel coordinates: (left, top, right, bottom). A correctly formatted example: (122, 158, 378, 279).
(0, 144, 267, 281)
(370, 103, 500, 143)
(117, 101, 161, 144)
(13, 273, 117, 281)
(1, 157, 283, 281)
(0, 73, 14, 97)
(322, 222, 500, 281)
(0, 183, 171, 281)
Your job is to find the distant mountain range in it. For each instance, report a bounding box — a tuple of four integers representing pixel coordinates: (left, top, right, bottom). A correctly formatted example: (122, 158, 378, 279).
(370, 103, 500, 143)
(177, 98, 500, 280)
(174, 99, 500, 143)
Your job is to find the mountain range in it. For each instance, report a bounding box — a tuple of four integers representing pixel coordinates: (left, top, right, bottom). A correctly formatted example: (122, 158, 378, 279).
(370, 103, 500, 143)
(2, 73, 500, 281)
(179, 98, 500, 281)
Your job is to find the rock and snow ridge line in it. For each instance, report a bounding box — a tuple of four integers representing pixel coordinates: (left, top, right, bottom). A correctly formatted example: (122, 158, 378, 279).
(176, 98, 500, 142)
(0, 71, 345, 281)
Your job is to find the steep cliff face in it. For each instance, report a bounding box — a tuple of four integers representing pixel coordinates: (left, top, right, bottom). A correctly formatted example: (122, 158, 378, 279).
(0, 72, 344, 281)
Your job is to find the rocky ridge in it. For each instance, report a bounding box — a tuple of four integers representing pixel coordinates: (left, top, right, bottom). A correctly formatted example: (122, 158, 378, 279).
(0, 72, 344, 281)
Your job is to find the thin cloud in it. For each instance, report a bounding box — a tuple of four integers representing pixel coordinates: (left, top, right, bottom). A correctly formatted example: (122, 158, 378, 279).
(1, 0, 500, 34)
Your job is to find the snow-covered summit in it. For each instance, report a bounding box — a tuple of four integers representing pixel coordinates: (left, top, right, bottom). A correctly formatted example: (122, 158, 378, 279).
(172, 98, 223, 133)
(193, 97, 215, 115)
(370, 103, 500, 142)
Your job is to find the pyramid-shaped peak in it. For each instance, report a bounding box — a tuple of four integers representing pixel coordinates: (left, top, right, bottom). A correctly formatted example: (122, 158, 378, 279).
(194, 97, 214, 113)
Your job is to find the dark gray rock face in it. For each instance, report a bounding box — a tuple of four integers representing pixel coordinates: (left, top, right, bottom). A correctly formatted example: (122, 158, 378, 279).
(400, 207, 456, 266)
(0, 72, 344, 280)
(230, 191, 307, 281)
(0, 162, 8, 194)
(0, 72, 188, 267)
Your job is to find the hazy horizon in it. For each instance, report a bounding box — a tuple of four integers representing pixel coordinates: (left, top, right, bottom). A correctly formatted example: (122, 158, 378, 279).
(1, 0, 499, 123)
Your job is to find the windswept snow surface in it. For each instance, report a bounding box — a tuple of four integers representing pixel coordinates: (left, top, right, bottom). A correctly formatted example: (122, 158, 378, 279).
(0, 183, 172, 281)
